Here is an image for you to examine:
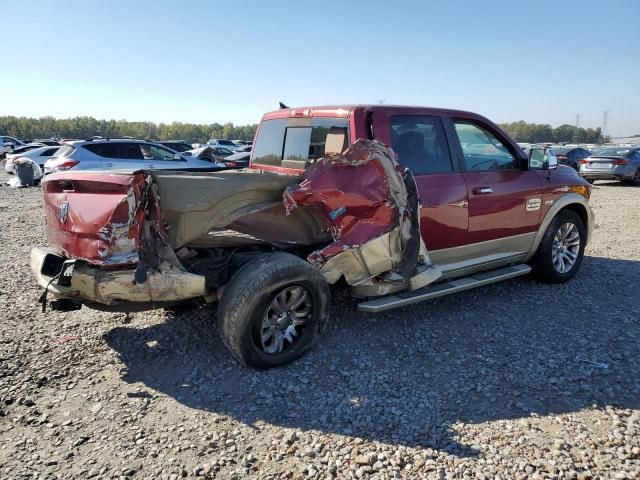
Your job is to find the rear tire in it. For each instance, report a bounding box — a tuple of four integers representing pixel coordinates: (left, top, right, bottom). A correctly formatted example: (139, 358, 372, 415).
(624, 169, 640, 186)
(217, 252, 330, 369)
(530, 210, 586, 283)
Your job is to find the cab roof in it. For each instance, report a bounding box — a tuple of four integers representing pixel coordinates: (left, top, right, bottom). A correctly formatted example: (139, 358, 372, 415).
(261, 104, 480, 121)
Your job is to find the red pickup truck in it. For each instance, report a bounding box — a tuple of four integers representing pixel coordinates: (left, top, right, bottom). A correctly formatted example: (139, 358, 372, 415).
(31, 105, 594, 368)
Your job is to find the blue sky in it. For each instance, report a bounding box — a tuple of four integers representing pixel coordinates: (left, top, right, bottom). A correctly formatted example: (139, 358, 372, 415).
(2, 0, 639, 136)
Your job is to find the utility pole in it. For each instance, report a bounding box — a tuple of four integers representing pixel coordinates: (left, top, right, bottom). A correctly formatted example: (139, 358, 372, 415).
(600, 110, 609, 144)
(572, 114, 581, 143)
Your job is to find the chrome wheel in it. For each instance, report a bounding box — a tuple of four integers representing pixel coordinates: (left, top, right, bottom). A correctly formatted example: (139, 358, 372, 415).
(260, 286, 312, 354)
(551, 222, 581, 273)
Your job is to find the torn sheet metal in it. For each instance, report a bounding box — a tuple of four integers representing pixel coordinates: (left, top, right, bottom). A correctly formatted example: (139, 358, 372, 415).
(42, 173, 148, 266)
(283, 138, 441, 288)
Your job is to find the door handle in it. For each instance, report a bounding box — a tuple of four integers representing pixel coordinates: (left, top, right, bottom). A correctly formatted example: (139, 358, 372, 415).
(473, 186, 493, 194)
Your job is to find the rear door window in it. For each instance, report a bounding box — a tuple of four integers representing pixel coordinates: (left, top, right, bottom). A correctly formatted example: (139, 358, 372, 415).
(390, 115, 453, 174)
(84, 143, 120, 158)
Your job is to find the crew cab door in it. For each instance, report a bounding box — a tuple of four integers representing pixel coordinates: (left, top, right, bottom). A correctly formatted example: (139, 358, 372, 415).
(377, 113, 469, 251)
(450, 119, 543, 259)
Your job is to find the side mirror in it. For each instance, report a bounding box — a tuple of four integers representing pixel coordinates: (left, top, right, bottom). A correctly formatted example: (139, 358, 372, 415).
(528, 147, 558, 170)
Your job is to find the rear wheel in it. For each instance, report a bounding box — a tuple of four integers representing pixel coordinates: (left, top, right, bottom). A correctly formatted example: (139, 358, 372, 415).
(530, 210, 586, 283)
(217, 252, 330, 368)
(625, 169, 640, 186)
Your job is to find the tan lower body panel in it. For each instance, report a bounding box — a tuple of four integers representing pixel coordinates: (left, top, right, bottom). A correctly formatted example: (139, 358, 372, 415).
(31, 248, 205, 305)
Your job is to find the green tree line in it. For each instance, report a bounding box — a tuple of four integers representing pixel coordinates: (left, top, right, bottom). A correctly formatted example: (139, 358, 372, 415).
(0, 116, 258, 143)
(499, 120, 608, 144)
(0, 115, 610, 145)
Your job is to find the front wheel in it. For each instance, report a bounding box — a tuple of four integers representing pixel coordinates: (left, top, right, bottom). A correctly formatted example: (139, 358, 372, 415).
(217, 252, 330, 368)
(530, 210, 586, 283)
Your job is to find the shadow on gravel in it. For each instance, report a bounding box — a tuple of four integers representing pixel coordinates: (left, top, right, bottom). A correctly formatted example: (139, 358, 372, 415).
(105, 256, 640, 456)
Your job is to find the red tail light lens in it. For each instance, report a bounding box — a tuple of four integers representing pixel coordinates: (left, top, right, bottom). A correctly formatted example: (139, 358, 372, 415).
(611, 159, 629, 165)
(556, 155, 567, 161)
(49, 160, 79, 172)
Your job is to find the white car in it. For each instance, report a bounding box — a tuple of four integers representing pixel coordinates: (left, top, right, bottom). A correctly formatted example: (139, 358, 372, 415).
(4, 145, 62, 173)
(0, 136, 25, 156)
(207, 138, 242, 151)
(44, 139, 227, 174)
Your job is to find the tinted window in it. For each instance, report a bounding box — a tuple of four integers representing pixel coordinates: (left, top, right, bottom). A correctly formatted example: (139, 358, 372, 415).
(40, 147, 60, 156)
(390, 115, 452, 174)
(141, 144, 176, 161)
(253, 117, 349, 167)
(84, 143, 120, 158)
(252, 119, 287, 166)
(282, 118, 350, 164)
(55, 145, 76, 157)
(454, 122, 516, 170)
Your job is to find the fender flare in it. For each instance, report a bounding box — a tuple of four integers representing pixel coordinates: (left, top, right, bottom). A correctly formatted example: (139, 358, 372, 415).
(524, 193, 594, 262)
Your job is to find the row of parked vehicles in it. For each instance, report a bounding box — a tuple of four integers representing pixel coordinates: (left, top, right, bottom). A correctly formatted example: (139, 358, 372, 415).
(1, 136, 253, 179)
(518, 142, 640, 186)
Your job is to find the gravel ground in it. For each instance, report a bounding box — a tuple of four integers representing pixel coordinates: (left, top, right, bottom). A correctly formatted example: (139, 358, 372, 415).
(0, 170, 639, 479)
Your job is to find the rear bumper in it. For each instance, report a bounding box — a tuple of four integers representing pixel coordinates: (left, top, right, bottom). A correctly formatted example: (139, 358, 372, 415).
(31, 247, 206, 308)
(580, 173, 624, 181)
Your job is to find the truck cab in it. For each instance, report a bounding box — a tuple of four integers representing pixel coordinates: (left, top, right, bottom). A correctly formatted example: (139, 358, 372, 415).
(250, 105, 593, 282)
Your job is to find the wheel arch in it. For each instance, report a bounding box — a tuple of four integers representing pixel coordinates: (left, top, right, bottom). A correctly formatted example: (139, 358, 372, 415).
(524, 193, 593, 262)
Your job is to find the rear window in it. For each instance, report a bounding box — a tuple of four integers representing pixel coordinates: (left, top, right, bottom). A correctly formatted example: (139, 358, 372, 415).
(592, 147, 631, 157)
(252, 117, 350, 168)
(55, 145, 76, 157)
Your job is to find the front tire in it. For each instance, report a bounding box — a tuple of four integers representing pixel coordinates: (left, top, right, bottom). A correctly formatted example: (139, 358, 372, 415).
(530, 210, 586, 283)
(217, 252, 330, 368)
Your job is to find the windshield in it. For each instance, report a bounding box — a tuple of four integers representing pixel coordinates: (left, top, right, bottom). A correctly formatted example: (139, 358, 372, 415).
(592, 147, 631, 157)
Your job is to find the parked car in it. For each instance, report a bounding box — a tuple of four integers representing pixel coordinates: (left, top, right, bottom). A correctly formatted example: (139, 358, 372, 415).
(4, 145, 61, 173)
(156, 140, 194, 153)
(4, 142, 47, 158)
(221, 151, 251, 168)
(578, 146, 640, 185)
(550, 146, 592, 171)
(31, 105, 593, 369)
(43, 139, 227, 174)
(207, 138, 240, 150)
(0, 135, 25, 157)
(33, 139, 62, 146)
(187, 145, 235, 163)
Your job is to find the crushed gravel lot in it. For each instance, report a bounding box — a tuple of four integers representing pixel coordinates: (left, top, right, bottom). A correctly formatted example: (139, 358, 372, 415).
(0, 170, 639, 479)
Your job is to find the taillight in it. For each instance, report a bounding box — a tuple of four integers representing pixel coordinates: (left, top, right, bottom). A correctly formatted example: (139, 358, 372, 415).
(49, 160, 79, 172)
(556, 155, 567, 161)
(611, 159, 629, 165)
(578, 159, 589, 164)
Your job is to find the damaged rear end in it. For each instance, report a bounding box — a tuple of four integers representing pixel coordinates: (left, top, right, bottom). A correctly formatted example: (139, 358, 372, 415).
(32, 172, 206, 310)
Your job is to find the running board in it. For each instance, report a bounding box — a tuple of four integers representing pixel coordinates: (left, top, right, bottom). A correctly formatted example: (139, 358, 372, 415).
(357, 264, 532, 313)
